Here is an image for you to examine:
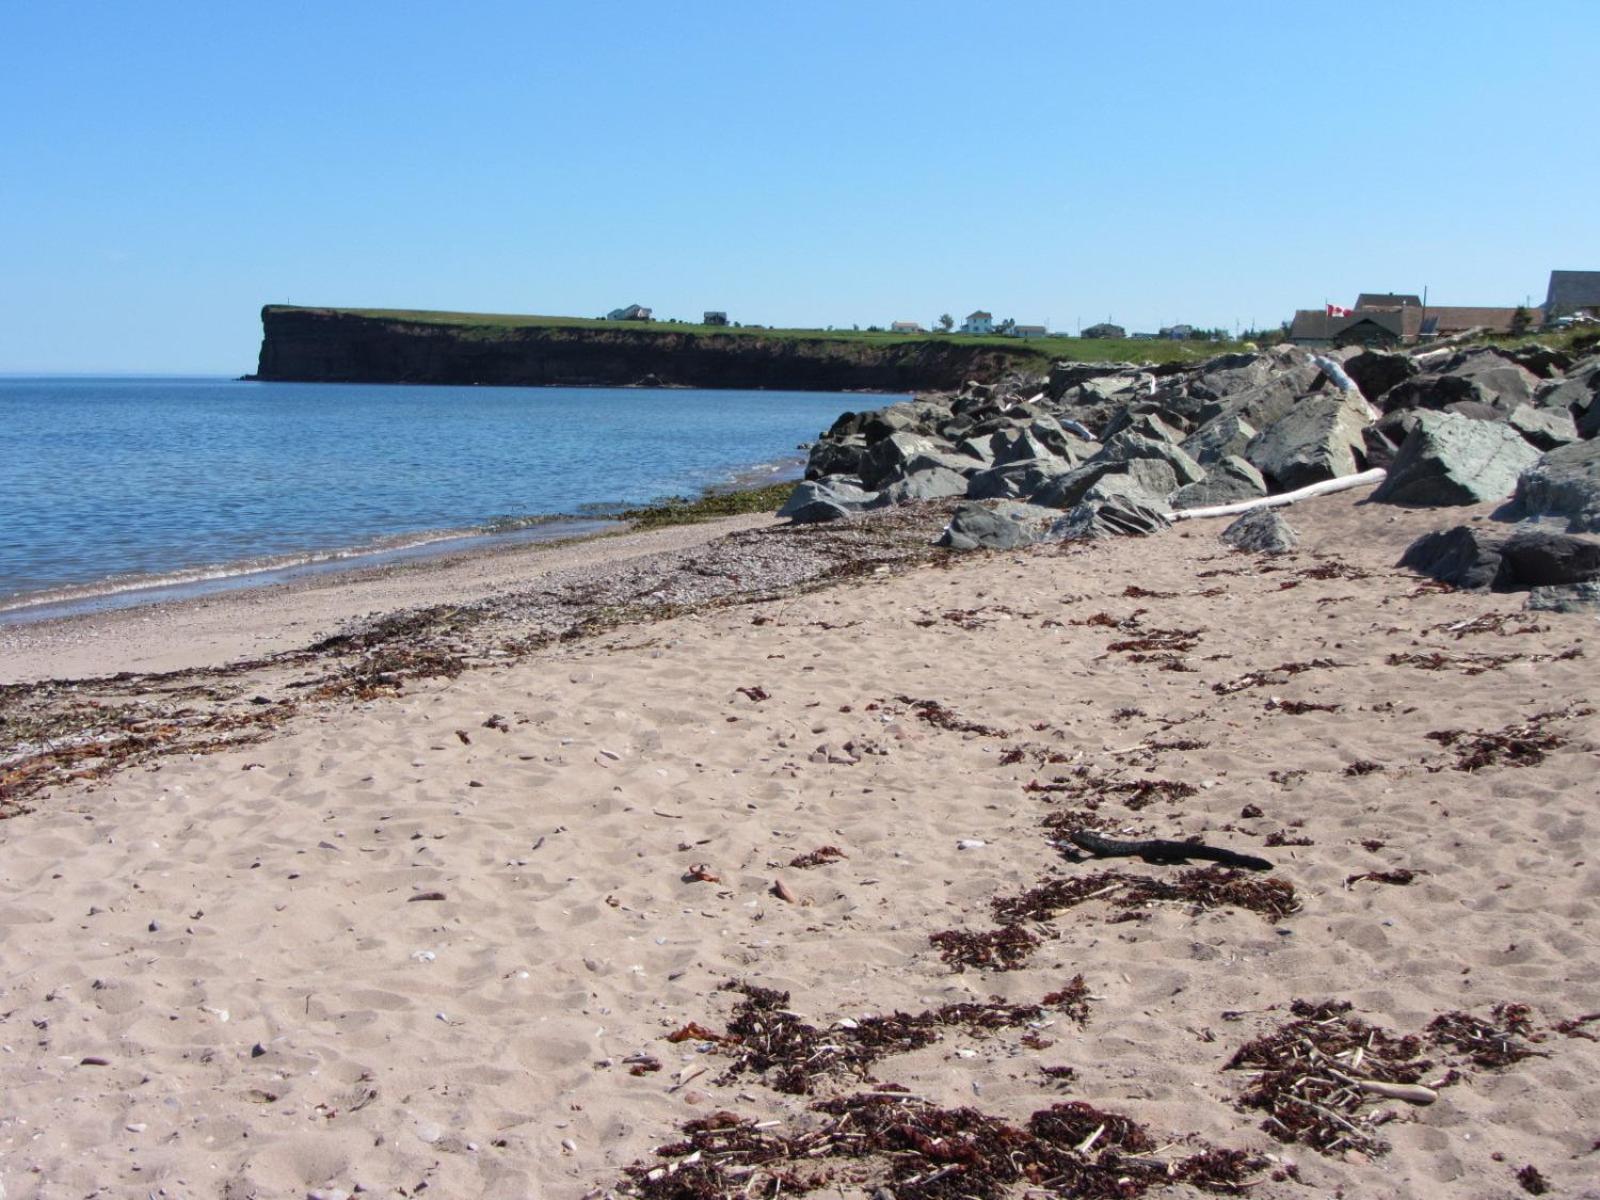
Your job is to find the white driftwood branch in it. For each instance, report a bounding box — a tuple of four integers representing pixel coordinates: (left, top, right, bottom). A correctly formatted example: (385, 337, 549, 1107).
(1171, 468, 1387, 522)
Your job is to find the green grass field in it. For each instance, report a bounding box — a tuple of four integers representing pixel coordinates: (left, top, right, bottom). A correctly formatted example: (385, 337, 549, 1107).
(273, 305, 1244, 366)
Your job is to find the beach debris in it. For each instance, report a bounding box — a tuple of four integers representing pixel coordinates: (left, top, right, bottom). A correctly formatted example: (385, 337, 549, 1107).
(770, 879, 800, 904)
(788, 845, 846, 869)
(682, 864, 721, 884)
(735, 686, 770, 703)
(994, 867, 1301, 924)
(455, 729, 471, 745)
(1212, 658, 1340, 694)
(891, 695, 1011, 738)
(929, 924, 1041, 972)
(1264, 697, 1340, 715)
(408, 890, 448, 902)
(677, 980, 1091, 1095)
(1427, 1004, 1545, 1068)
(1226, 999, 1559, 1157)
(955, 838, 987, 850)
(617, 1090, 1268, 1200)
(1344, 869, 1420, 889)
(1517, 1163, 1551, 1194)
(1425, 710, 1583, 771)
(1067, 829, 1274, 871)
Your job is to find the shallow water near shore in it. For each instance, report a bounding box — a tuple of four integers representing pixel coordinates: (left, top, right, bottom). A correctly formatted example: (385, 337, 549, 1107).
(0, 377, 872, 619)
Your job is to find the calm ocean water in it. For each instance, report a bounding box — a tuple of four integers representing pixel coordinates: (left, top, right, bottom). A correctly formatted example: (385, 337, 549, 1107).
(0, 377, 877, 617)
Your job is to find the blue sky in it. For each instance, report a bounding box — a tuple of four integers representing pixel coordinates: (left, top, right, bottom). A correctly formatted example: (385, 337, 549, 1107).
(3, 1, 1595, 373)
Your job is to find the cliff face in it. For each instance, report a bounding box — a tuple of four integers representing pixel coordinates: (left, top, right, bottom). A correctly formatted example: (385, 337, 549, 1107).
(250, 307, 1045, 392)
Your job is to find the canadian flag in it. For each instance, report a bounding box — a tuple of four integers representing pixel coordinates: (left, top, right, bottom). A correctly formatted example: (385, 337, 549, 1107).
(1326, 304, 1353, 317)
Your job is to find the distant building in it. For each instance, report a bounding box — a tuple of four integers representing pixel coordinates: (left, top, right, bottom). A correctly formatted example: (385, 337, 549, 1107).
(607, 304, 653, 321)
(1081, 322, 1125, 340)
(1010, 324, 1048, 339)
(1354, 293, 1422, 311)
(960, 310, 994, 335)
(1159, 324, 1195, 340)
(1288, 303, 1540, 347)
(703, 311, 729, 326)
(890, 320, 925, 333)
(1545, 270, 1600, 318)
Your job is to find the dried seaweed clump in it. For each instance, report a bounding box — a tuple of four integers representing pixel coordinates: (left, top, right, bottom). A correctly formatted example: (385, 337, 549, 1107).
(619, 1093, 1268, 1200)
(689, 981, 1089, 1095)
(1224, 999, 1431, 1156)
(892, 695, 1011, 738)
(1426, 716, 1570, 771)
(1026, 769, 1198, 811)
(929, 924, 1040, 972)
(788, 845, 847, 869)
(993, 868, 1301, 925)
(1211, 658, 1339, 694)
(1427, 1004, 1544, 1068)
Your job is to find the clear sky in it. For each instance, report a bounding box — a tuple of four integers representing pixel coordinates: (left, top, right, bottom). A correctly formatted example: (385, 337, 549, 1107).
(3, 1, 1595, 373)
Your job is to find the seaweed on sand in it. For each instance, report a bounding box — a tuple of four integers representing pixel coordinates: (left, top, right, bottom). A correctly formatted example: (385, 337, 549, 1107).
(619, 1092, 1269, 1200)
(993, 868, 1301, 924)
(678, 980, 1091, 1095)
(929, 924, 1041, 972)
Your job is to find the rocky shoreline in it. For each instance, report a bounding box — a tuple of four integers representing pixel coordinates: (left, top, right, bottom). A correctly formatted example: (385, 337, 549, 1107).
(781, 338, 1600, 609)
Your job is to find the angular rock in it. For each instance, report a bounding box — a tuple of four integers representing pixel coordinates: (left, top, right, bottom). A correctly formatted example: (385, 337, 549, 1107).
(904, 449, 985, 479)
(1508, 439, 1600, 532)
(1245, 391, 1372, 491)
(992, 428, 1063, 467)
(860, 432, 946, 490)
(805, 436, 868, 481)
(966, 457, 1073, 501)
(1527, 581, 1600, 613)
(778, 477, 877, 524)
(1221, 508, 1299, 554)
(1398, 526, 1511, 590)
(1031, 458, 1178, 510)
(1499, 528, 1600, 586)
(874, 466, 971, 507)
(1373, 411, 1539, 506)
(1093, 432, 1206, 486)
(1051, 494, 1172, 541)
(937, 502, 1030, 551)
(1170, 456, 1267, 510)
(1507, 404, 1577, 451)
(1181, 412, 1257, 466)
(1383, 349, 1537, 415)
(1342, 349, 1419, 404)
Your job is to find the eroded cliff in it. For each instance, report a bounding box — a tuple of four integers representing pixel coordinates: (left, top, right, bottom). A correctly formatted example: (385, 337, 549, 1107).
(250, 307, 1048, 392)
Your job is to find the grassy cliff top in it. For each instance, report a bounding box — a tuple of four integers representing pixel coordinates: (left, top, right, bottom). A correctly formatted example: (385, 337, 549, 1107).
(264, 305, 1243, 365)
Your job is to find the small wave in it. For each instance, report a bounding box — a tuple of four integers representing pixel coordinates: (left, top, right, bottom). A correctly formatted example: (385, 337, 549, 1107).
(0, 517, 618, 624)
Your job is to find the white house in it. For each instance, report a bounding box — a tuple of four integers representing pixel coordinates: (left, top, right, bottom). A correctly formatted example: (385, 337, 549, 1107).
(960, 310, 994, 334)
(1010, 324, 1048, 339)
(890, 320, 924, 333)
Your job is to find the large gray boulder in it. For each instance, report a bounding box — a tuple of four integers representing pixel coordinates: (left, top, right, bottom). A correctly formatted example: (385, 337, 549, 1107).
(860, 432, 947, 489)
(805, 436, 868, 480)
(778, 476, 879, 524)
(1508, 404, 1577, 451)
(1510, 439, 1600, 532)
(1093, 431, 1206, 486)
(1222, 509, 1299, 554)
(1399, 523, 1600, 590)
(1031, 458, 1179, 510)
(1372, 411, 1540, 506)
(966, 456, 1073, 500)
(937, 502, 1031, 551)
(1170, 456, 1268, 510)
(1245, 391, 1372, 491)
(874, 466, 971, 507)
(1181, 412, 1257, 466)
(1398, 525, 1511, 589)
(992, 428, 1065, 467)
(1342, 349, 1419, 404)
(1527, 582, 1600, 614)
(1051, 493, 1173, 541)
(904, 449, 986, 479)
(1383, 348, 1537, 415)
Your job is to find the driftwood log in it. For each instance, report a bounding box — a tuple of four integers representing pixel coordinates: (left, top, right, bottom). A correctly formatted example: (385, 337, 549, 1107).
(1068, 830, 1274, 872)
(1172, 468, 1387, 522)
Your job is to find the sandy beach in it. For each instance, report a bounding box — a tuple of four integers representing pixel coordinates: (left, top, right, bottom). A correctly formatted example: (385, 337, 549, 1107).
(1, 488, 1597, 1200)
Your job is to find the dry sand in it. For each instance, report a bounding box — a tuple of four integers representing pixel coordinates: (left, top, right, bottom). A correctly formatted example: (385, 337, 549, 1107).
(1, 492, 1597, 1200)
